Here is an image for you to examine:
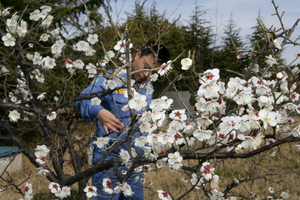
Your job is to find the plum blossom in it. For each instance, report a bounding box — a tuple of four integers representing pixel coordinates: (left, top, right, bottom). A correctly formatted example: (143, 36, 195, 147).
(114, 40, 133, 53)
(200, 68, 220, 84)
(24, 183, 33, 196)
(86, 63, 97, 78)
(30, 52, 42, 65)
(35, 144, 50, 158)
(73, 60, 85, 69)
(190, 173, 204, 189)
(42, 56, 56, 69)
(139, 122, 157, 134)
(104, 50, 115, 61)
(87, 33, 98, 45)
(193, 128, 212, 142)
(200, 162, 215, 180)
(56, 186, 71, 199)
(157, 190, 172, 200)
(36, 167, 50, 176)
(265, 55, 277, 66)
(181, 58, 193, 70)
(40, 5, 52, 15)
(2, 33, 16, 47)
(74, 40, 89, 52)
(1, 7, 11, 16)
(167, 120, 186, 133)
(91, 97, 101, 106)
(273, 39, 282, 49)
(150, 96, 173, 112)
(47, 111, 57, 121)
(134, 136, 148, 147)
(197, 81, 221, 99)
(37, 92, 46, 100)
(169, 109, 187, 121)
(158, 132, 175, 145)
(41, 15, 53, 28)
(36, 157, 46, 165)
(119, 148, 137, 168)
(50, 28, 60, 36)
(103, 79, 118, 90)
(209, 188, 225, 200)
(29, 9, 43, 21)
(9, 110, 21, 122)
(120, 182, 134, 197)
(84, 186, 98, 198)
(259, 109, 278, 129)
(102, 178, 113, 194)
(128, 93, 147, 111)
(151, 110, 166, 127)
(48, 182, 61, 194)
(167, 151, 183, 170)
(210, 175, 220, 189)
(51, 39, 65, 55)
(1, 65, 10, 75)
(233, 90, 253, 106)
(280, 191, 289, 199)
(157, 61, 172, 76)
(93, 137, 110, 149)
(291, 125, 300, 137)
(144, 146, 159, 161)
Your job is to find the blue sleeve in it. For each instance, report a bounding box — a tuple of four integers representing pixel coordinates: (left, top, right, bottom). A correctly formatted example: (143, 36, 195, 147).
(76, 75, 107, 122)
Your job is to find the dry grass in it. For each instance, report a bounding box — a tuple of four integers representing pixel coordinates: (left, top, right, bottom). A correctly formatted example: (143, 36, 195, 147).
(1, 121, 300, 200)
(144, 142, 300, 199)
(0, 154, 51, 199)
(1, 143, 300, 200)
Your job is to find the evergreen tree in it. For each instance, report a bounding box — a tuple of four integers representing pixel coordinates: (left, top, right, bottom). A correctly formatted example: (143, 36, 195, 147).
(247, 13, 273, 70)
(185, 6, 214, 72)
(216, 14, 249, 80)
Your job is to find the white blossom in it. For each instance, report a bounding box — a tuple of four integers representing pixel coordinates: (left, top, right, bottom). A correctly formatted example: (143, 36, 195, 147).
(181, 58, 193, 70)
(9, 110, 21, 122)
(2, 33, 16, 47)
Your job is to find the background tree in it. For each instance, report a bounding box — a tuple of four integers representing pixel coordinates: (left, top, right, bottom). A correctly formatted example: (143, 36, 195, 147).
(214, 15, 249, 80)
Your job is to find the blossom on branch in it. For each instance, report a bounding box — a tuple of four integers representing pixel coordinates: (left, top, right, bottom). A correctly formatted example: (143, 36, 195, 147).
(8, 110, 20, 122)
(181, 58, 193, 70)
(265, 55, 277, 66)
(2, 33, 16, 47)
(84, 186, 98, 198)
(47, 111, 57, 121)
(157, 190, 172, 200)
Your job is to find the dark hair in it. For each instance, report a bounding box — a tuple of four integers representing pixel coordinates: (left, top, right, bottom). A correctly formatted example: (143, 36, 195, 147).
(140, 41, 170, 64)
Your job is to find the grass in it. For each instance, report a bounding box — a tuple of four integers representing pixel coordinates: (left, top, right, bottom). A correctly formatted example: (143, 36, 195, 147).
(1, 122, 300, 199)
(144, 143, 300, 199)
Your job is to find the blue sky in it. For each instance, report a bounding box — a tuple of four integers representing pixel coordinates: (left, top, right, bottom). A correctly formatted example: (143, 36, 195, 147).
(106, 0, 300, 64)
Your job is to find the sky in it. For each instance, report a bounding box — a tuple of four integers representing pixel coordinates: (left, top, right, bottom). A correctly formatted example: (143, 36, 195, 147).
(104, 0, 300, 65)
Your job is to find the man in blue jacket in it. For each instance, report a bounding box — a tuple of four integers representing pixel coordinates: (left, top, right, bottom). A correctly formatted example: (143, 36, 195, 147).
(76, 42, 170, 200)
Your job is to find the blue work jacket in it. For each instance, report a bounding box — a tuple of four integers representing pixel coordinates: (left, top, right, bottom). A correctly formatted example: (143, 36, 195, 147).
(76, 70, 153, 157)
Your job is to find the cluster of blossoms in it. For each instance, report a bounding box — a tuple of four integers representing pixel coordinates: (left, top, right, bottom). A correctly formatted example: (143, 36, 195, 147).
(249, 188, 290, 200)
(84, 178, 135, 198)
(34, 145, 50, 176)
(188, 162, 225, 199)
(48, 182, 71, 199)
(1, 6, 52, 47)
(18, 183, 33, 200)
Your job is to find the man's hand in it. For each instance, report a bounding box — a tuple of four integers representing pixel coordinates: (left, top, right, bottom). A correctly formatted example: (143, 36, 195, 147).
(97, 109, 123, 134)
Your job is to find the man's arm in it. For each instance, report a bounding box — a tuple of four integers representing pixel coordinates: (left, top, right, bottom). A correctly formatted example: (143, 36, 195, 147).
(76, 75, 123, 134)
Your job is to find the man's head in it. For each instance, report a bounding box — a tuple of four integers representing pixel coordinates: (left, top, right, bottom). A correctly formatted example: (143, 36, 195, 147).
(131, 42, 170, 82)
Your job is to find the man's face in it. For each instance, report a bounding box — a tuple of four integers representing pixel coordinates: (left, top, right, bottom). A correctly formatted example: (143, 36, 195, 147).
(131, 52, 162, 82)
